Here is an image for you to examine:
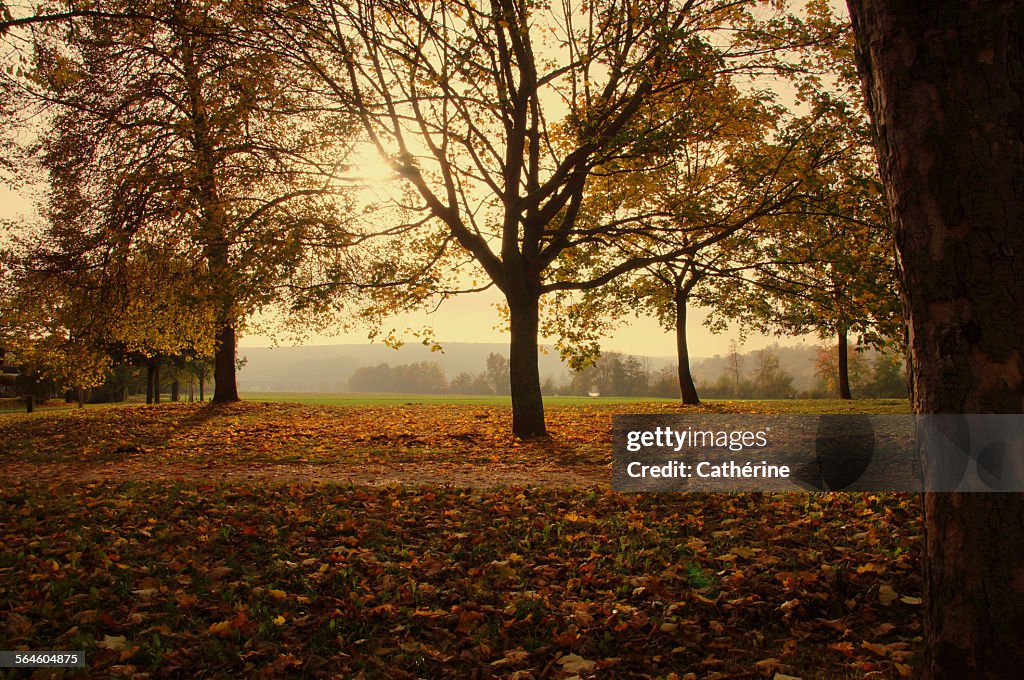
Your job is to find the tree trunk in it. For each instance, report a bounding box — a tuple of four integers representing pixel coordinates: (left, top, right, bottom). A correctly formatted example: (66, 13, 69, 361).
(508, 294, 547, 438)
(171, 378, 180, 402)
(848, 1, 1024, 676)
(212, 323, 240, 403)
(153, 363, 160, 404)
(199, 372, 205, 402)
(837, 325, 852, 400)
(76, 388, 84, 408)
(180, 35, 239, 406)
(146, 363, 155, 404)
(674, 288, 700, 405)
(25, 394, 33, 413)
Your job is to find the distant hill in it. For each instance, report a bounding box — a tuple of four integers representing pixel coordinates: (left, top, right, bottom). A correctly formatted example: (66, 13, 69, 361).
(236, 342, 590, 392)
(236, 340, 828, 394)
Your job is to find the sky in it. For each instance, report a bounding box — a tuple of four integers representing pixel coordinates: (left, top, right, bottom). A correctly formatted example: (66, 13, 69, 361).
(240, 284, 815, 359)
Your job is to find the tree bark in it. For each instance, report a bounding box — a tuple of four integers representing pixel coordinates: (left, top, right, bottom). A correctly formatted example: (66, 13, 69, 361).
(674, 288, 701, 405)
(837, 325, 852, 400)
(153, 363, 160, 404)
(212, 323, 239, 402)
(171, 378, 180, 402)
(146, 363, 155, 404)
(848, 1, 1024, 677)
(508, 293, 547, 438)
(180, 29, 239, 405)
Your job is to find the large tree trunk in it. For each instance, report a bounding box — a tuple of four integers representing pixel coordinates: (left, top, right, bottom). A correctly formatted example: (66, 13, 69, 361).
(837, 325, 852, 400)
(848, 1, 1024, 677)
(212, 323, 239, 403)
(508, 293, 547, 438)
(674, 288, 701, 405)
(153, 363, 160, 404)
(181, 33, 239, 405)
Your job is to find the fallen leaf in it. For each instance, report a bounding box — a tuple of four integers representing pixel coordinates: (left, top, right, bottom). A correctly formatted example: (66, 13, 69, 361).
(207, 620, 234, 636)
(97, 635, 128, 651)
(558, 653, 596, 674)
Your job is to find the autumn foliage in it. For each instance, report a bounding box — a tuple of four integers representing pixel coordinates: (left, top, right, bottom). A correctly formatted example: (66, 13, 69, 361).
(1, 402, 922, 678)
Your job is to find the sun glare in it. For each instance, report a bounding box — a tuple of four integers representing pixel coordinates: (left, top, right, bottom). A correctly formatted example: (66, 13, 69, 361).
(348, 142, 398, 187)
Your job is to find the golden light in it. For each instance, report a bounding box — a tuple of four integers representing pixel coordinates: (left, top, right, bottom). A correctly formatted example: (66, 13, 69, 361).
(348, 142, 398, 188)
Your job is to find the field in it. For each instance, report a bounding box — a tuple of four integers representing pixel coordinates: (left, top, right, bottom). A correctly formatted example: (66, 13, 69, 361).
(244, 391, 683, 406)
(0, 397, 920, 679)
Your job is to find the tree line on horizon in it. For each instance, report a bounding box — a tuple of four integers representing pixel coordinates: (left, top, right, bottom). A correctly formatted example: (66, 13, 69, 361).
(346, 345, 906, 400)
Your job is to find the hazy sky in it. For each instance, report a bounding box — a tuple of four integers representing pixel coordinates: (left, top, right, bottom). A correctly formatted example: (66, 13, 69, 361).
(241, 286, 815, 359)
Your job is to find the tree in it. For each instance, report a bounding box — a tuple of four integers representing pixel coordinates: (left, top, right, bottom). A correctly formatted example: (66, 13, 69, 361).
(694, 6, 901, 401)
(813, 341, 868, 397)
(863, 350, 906, 399)
(449, 371, 476, 394)
(847, 1, 1024, 675)
(545, 0, 890, 406)
(279, 0, 821, 437)
(752, 346, 794, 398)
(348, 361, 448, 394)
(8, 0, 351, 403)
(1, 195, 218, 404)
(726, 340, 744, 398)
(485, 353, 511, 396)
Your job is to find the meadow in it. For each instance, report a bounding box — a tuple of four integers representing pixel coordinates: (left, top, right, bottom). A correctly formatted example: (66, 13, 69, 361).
(0, 396, 919, 679)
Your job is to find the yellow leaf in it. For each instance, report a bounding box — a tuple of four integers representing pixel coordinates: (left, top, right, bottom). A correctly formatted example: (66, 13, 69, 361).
(273, 615, 286, 626)
(207, 620, 233, 636)
(268, 589, 287, 601)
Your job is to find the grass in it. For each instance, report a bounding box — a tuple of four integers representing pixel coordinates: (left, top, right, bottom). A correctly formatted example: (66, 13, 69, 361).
(2, 391, 911, 413)
(242, 391, 687, 406)
(247, 392, 912, 412)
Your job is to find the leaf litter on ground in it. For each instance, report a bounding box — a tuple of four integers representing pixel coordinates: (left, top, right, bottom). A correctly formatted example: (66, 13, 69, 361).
(1, 400, 920, 678)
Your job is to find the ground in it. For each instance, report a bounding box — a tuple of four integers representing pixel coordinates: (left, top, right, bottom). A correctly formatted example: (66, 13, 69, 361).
(0, 399, 921, 679)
